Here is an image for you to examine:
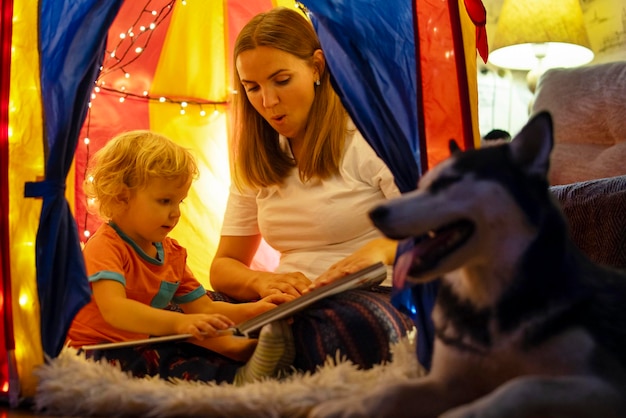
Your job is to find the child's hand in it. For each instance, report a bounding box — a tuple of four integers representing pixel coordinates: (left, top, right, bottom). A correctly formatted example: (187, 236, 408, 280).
(260, 293, 296, 305)
(250, 293, 295, 317)
(176, 313, 234, 340)
(241, 293, 296, 319)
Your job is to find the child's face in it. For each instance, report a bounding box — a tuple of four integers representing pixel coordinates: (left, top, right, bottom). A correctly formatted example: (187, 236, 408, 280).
(114, 176, 192, 253)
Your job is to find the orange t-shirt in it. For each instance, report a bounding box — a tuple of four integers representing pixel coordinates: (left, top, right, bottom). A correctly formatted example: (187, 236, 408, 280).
(66, 223, 206, 348)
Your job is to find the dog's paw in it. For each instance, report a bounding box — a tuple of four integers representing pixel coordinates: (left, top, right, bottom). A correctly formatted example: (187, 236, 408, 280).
(439, 394, 517, 418)
(439, 404, 492, 418)
(309, 382, 428, 418)
(441, 375, 626, 418)
(307, 397, 369, 418)
(438, 378, 534, 418)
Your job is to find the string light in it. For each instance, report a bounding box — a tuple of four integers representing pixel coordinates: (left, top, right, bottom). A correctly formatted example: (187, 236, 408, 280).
(98, 1, 178, 80)
(93, 85, 224, 111)
(295, 1, 310, 17)
(18, 293, 29, 307)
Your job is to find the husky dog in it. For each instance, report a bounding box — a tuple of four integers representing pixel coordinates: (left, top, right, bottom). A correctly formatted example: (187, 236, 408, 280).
(309, 112, 626, 418)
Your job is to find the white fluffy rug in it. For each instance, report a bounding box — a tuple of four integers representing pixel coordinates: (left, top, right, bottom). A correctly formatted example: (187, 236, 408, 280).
(34, 330, 423, 417)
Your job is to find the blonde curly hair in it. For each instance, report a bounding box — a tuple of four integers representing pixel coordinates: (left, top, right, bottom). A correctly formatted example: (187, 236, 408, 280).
(84, 130, 198, 220)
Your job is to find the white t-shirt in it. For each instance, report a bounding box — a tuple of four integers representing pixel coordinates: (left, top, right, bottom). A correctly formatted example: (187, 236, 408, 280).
(221, 125, 400, 280)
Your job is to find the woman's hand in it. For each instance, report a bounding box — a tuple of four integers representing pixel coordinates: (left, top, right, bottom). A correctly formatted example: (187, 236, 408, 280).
(211, 235, 311, 300)
(256, 272, 311, 298)
(306, 238, 397, 292)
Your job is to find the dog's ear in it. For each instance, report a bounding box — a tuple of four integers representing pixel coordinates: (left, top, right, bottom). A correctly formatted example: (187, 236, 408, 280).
(509, 112, 553, 178)
(449, 139, 462, 155)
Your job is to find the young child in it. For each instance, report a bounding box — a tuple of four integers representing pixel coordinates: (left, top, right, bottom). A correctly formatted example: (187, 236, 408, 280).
(66, 130, 294, 385)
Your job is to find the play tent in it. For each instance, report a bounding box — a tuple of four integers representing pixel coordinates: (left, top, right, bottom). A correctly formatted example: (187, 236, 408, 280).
(0, 0, 486, 403)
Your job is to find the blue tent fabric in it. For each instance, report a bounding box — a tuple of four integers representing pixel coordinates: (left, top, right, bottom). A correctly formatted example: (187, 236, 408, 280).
(393, 239, 438, 369)
(23, 0, 124, 357)
(302, 0, 439, 369)
(302, 0, 421, 193)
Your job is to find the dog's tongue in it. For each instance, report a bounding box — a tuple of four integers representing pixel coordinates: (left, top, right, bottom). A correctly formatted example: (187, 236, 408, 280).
(393, 238, 428, 287)
(406, 239, 432, 281)
(392, 220, 474, 287)
(393, 244, 413, 288)
(393, 229, 456, 285)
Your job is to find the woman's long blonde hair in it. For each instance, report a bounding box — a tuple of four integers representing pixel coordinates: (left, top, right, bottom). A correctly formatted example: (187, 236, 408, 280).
(231, 7, 348, 190)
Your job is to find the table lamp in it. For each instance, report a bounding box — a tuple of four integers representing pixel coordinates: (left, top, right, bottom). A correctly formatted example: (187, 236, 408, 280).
(489, 0, 594, 91)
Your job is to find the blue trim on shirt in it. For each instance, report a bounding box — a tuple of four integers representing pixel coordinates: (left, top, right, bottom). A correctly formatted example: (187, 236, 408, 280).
(88, 270, 126, 286)
(173, 285, 206, 305)
(107, 222, 164, 265)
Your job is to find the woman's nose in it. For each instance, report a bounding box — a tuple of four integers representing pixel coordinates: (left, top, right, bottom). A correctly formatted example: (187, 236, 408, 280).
(262, 88, 279, 108)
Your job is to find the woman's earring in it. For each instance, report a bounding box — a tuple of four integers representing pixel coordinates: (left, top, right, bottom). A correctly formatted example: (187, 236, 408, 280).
(315, 79, 321, 86)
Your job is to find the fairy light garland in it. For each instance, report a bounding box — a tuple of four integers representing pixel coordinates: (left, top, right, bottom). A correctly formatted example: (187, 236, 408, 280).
(80, 0, 226, 242)
(95, 85, 224, 115)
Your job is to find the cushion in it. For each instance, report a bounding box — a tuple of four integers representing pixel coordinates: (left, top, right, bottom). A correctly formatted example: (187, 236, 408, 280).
(547, 142, 626, 186)
(550, 175, 626, 270)
(532, 62, 626, 185)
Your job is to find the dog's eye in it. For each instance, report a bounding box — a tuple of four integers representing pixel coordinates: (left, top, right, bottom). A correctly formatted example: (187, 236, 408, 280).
(429, 175, 461, 193)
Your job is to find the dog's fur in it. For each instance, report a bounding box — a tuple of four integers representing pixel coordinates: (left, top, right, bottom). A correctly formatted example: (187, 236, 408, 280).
(309, 112, 626, 418)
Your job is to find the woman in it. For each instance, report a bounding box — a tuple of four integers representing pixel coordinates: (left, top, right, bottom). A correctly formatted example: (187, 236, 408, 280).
(211, 6, 413, 371)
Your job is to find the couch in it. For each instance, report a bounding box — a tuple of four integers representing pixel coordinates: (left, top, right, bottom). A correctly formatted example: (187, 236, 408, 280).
(531, 61, 626, 186)
(530, 61, 626, 271)
(552, 175, 626, 271)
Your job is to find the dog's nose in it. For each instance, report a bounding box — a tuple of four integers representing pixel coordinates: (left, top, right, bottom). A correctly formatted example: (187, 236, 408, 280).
(369, 205, 389, 224)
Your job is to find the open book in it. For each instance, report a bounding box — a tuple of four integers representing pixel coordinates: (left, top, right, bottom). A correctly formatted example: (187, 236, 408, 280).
(81, 262, 387, 350)
(228, 261, 387, 338)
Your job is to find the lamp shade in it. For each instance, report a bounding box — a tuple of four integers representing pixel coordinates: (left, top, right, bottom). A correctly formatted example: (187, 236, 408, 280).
(489, 0, 594, 71)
